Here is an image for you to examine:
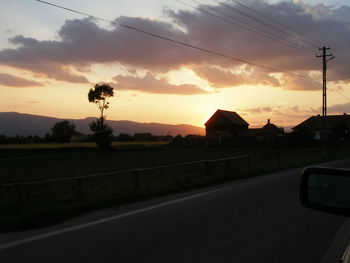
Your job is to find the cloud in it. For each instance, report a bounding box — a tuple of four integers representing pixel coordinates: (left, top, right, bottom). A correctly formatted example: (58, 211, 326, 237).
(0, 73, 43, 87)
(112, 72, 208, 95)
(241, 106, 273, 114)
(240, 104, 321, 117)
(280, 74, 322, 90)
(192, 65, 281, 88)
(328, 102, 350, 114)
(0, 1, 349, 89)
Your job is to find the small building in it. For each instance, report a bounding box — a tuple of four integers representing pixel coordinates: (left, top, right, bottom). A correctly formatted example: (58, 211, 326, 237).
(205, 109, 249, 139)
(293, 113, 350, 139)
(257, 119, 285, 142)
(261, 119, 285, 136)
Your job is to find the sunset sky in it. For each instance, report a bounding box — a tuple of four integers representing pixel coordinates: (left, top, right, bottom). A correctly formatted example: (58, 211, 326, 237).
(1, 0, 350, 129)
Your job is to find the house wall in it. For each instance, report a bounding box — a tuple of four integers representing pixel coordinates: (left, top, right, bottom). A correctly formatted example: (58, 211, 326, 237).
(205, 114, 248, 139)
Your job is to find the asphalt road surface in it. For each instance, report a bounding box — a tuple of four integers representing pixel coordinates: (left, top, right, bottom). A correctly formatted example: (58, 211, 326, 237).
(1, 160, 350, 263)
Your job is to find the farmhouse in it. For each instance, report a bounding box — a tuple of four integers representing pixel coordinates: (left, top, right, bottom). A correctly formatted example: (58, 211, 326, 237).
(293, 113, 350, 139)
(205, 109, 249, 139)
(204, 110, 284, 143)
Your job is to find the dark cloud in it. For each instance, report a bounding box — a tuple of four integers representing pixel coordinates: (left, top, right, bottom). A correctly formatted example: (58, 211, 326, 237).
(112, 73, 208, 95)
(9, 35, 40, 46)
(0, 73, 43, 87)
(0, 1, 349, 90)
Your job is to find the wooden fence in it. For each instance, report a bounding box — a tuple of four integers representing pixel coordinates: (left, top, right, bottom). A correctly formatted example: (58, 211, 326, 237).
(0, 155, 251, 204)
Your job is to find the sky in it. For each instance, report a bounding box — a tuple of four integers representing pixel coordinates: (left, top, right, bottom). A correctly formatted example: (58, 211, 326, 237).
(0, 0, 350, 129)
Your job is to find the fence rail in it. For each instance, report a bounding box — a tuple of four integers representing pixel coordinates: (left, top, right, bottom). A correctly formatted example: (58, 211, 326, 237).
(1, 147, 341, 207)
(0, 155, 251, 203)
(0, 155, 251, 187)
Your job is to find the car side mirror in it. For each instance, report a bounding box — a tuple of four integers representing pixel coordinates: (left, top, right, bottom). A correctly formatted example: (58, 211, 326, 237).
(300, 166, 350, 216)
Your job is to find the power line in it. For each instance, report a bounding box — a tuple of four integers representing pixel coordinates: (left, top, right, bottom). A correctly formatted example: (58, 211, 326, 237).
(229, 0, 321, 47)
(329, 83, 350, 102)
(36, 0, 316, 82)
(227, 0, 350, 78)
(178, 0, 315, 54)
(334, 56, 350, 79)
(329, 65, 350, 82)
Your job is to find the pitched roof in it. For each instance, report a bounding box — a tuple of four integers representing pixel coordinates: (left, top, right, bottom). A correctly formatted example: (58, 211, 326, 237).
(205, 109, 249, 126)
(294, 114, 350, 130)
(261, 123, 284, 134)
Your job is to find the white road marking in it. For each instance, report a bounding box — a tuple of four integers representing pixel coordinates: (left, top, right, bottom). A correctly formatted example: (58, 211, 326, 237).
(0, 186, 230, 251)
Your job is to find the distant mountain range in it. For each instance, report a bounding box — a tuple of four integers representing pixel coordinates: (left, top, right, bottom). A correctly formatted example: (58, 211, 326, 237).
(0, 112, 205, 137)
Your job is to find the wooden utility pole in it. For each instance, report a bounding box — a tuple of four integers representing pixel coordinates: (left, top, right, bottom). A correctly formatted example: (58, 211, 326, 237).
(316, 47, 333, 139)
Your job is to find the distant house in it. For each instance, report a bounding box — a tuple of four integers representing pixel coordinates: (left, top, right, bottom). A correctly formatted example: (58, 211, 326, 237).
(261, 119, 285, 136)
(205, 110, 249, 139)
(205, 110, 285, 146)
(293, 113, 350, 139)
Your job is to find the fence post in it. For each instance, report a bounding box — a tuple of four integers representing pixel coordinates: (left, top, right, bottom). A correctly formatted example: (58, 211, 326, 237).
(133, 170, 140, 190)
(204, 161, 210, 176)
(262, 153, 265, 168)
(16, 184, 23, 203)
(247, 155, 251, 171)
(77, 178, 83, 199)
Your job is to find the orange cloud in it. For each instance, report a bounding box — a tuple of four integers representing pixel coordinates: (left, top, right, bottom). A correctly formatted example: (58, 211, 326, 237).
(0, 73, 43, 87)
(112, 73, 208, 95)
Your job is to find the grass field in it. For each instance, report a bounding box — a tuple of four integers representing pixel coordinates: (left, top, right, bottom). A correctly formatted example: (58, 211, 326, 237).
(1, 142, 350, 232)
(0, 141, 168, 150)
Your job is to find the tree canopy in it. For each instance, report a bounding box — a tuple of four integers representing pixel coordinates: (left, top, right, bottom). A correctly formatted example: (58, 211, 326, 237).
(51, 120, 77, 142)
(88, 84, 114, 120)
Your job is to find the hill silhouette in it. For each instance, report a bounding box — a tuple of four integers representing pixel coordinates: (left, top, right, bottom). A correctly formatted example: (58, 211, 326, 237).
(0, 112, 204, 137)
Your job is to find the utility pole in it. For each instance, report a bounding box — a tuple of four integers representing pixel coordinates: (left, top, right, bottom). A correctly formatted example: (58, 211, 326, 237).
(316, 47, 334, 139)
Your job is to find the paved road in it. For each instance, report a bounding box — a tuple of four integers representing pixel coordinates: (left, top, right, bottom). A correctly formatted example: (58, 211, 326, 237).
(1, 160, 349, 263)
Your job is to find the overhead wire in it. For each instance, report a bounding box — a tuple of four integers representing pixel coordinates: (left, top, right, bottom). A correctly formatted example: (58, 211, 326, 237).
(36, 0, 317, 82)
(216, 0, 350, 94)
(328, 82, 350, 103)
(37, 0, 350, 112)
(177, 0, 315, 54)
(226, 0, 350, 81)
(229, 0, 322, 47)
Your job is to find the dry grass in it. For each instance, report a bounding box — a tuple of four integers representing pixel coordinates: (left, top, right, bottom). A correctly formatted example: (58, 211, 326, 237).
(0, 141, 169, 149)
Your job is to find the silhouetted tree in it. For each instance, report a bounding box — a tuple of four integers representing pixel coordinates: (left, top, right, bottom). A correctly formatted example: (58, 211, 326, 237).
(51, 121, 77, 142)
(88, 83, 114, 149)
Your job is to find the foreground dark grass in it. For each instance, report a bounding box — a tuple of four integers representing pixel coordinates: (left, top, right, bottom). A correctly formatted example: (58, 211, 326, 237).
(0, 144, 249, 183)
(1, 142, 350, 232)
